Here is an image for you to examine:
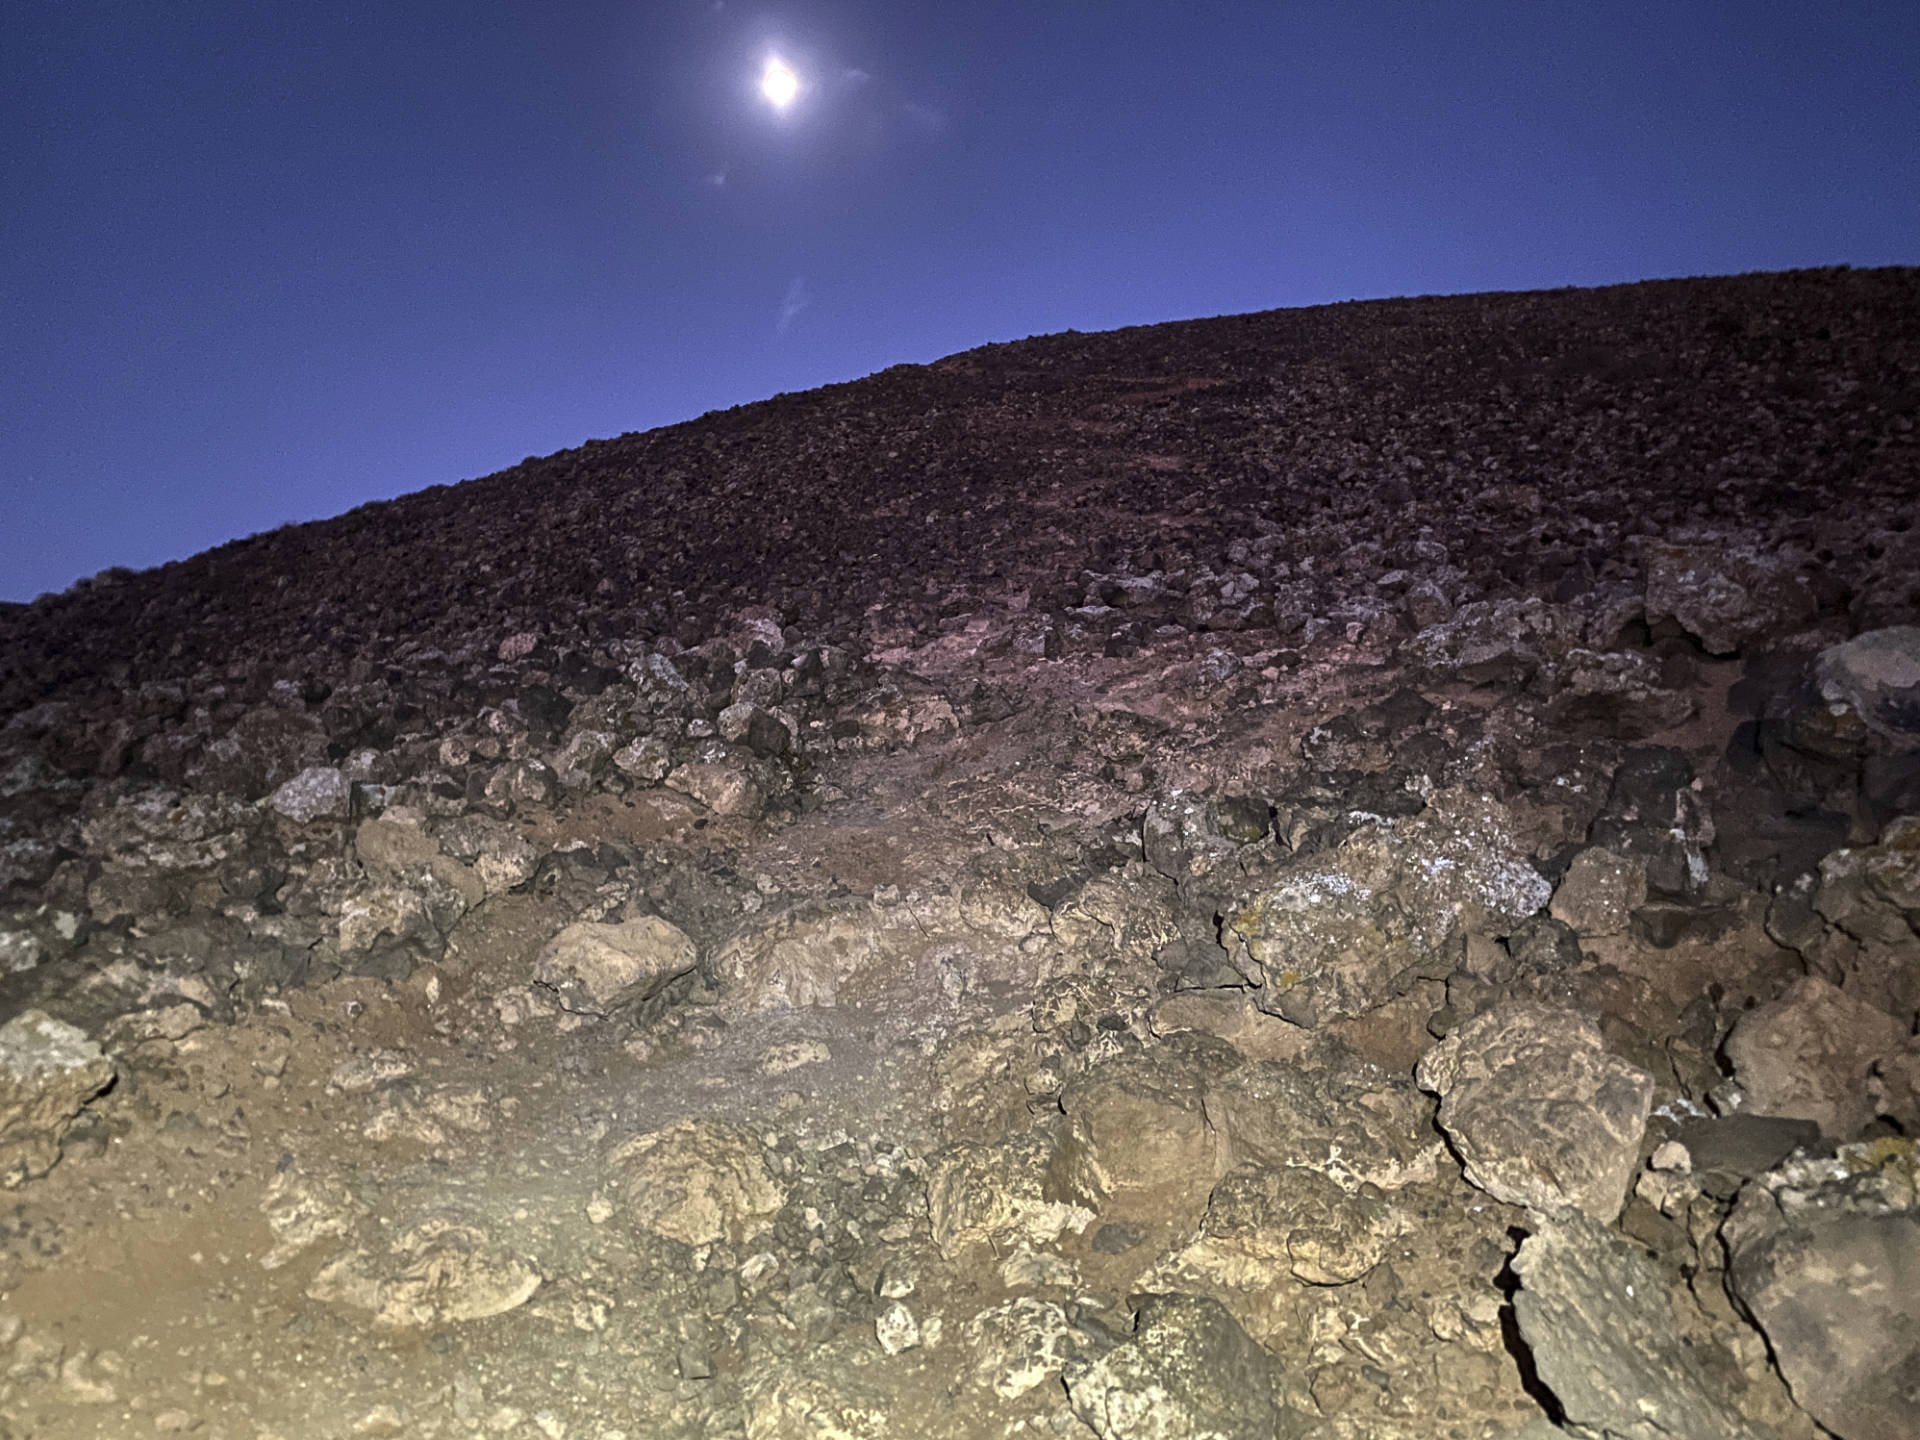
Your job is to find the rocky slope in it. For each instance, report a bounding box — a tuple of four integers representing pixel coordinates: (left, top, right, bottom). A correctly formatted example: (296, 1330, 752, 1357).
(0, 265, 1917, 1439)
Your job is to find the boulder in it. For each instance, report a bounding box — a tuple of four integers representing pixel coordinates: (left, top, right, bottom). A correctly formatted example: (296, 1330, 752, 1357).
(1047, 1060, 1222, 1234)
(1511, 1208, 1756, 1440)
(610, 1120, 784, 1247)
(1065, 1292, 1302, 1440)
(0, 1010, 116, 1187)
(1724, 975, 1907, 1137)
(1549, 846, 1648, 937)
(268, 765, 352, 824)
(1816, 625, 1920, 747)
(533, 915, 698, 1016)
(1723, 1139, 1920, 1440)
(1416, 1001, 1653, 1221)
(1643, 541, 1815, 655)
(1226, 787, 1549, 1026)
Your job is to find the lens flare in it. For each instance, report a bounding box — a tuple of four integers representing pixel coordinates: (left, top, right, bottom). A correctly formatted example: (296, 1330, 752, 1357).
(761, 57, 800, 109)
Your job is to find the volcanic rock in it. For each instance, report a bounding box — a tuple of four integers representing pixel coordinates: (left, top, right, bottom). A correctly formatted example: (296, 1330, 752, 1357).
(1723, 1139, 1920, 1440)
(1416, 1001, 1653, 1221)
(0, 1010, 115, 1187)
(1511, 1208, 1756, 1440)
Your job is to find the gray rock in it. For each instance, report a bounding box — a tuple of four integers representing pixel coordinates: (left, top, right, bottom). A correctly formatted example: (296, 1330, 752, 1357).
(533, 915, 698, 1015)
(1723, 975, 1907, 1138)
(1511, 1208, 1758, 1440)
(666, 761, 764, 818)
(0, 1010, 116, 1187)
(1227, 787, 1549, 1026)
(1416, 1001, 1653, 1221)
(1549, 847, 1648, 937)
(611, 735, 672, 782)
(1816, 626, 1920, 747)
(268, 765, 352, 824)
(1065, 1292, 1302, 1440)
(1723, 1139, 1920, 1440)
(1643, 541, 1815, 656)
(434, 815, 538, 895)
(1405, 597, 1585, 684)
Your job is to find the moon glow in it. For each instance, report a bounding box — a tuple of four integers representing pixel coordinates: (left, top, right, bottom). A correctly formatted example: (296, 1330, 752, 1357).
(761, 57, 800, 109)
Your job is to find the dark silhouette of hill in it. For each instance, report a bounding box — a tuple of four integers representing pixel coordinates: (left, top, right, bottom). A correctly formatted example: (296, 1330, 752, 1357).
(3, 266, 1916, 721)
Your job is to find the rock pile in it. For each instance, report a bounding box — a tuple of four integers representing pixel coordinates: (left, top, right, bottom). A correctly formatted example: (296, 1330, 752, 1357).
(0, 267, 1916, 1437)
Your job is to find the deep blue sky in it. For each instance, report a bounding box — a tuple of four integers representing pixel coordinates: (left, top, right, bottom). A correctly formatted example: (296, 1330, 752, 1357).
(4, 2, 1916, 601)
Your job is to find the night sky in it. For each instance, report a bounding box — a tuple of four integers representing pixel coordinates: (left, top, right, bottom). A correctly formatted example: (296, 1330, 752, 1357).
(4, 2, 1916, 602)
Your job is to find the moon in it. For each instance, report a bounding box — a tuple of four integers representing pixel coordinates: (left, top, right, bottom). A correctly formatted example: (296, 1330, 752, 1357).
(761, 56, 800, 110)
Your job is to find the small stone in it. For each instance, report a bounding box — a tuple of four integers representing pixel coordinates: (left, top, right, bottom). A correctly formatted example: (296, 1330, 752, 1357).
(353, 1406, 405, 1437)
(1649, 1141, 1692, 1173)
(876, 1301, 921, 1355)
(612, 737, 672, 783)
(153, 1410, 198, 1433)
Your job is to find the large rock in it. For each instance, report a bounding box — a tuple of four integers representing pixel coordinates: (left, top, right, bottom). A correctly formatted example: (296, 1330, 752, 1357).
(1226, 787, 1549, 1026)
(927, 1129, 1093, 1260)
(1643, 541, 1815, 655)
(1065, 1292, 1302, 1440)
(1549, 846, 1647, 937)
(1416, 1001, 1653, 1221)
(1200, 1162, 1402, 1285)
(962, 1296, 1080, 1401)
(1047, 1057, 1223, 1235)
(533, 915, 698, 1016)
(666, 761, 764, 818)
(305, 1212, 541, 1329)
(609, 1120, 784, 1247)
(268, 765, 352, 824)
(434, 815, 539, 895)
(1816, 626, 1920, 747)
(1203, 1057, 1442, 1192)
(0, 1010, 115, 1187)
(1724, 975, 1907, 1138)
(1511, 1208, 1756, 1440)
(1723, 1139, 1920, 1440)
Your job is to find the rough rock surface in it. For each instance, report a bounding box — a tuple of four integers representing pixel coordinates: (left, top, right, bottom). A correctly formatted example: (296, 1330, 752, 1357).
(1064, 1292, 1302, 1440)
(0, 1010, 114, 1187)
(1723, 1140, 1920, 1440)
(534, 914, 699, 1015)
(1418, 1002, 1653, 1221)
(1512, 1209, 1757, 1440)
(0, 269, 1915, 1436)
(1724, 974, 1910, 1137)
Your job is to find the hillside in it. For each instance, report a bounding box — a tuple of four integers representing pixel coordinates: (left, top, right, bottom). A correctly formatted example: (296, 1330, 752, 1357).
(0, 267, 1917, 1440)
